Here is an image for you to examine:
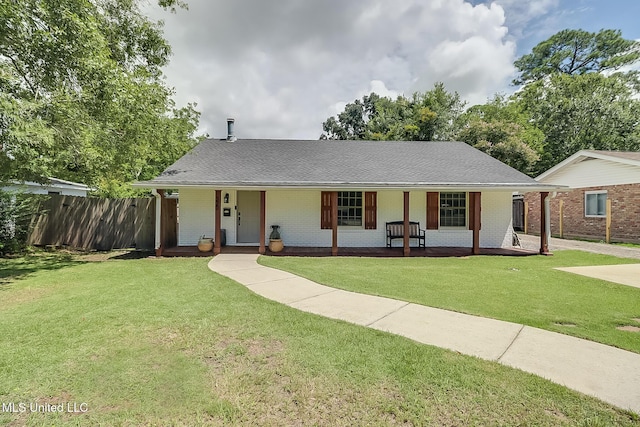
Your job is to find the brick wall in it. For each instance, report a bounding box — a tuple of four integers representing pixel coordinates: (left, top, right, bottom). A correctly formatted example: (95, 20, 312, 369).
(524, 184, 640, 244)
(180, 189, 515, 248)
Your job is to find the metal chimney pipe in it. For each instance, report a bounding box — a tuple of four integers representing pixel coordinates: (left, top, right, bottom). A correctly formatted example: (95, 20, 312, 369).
(226, 118, 236, 142)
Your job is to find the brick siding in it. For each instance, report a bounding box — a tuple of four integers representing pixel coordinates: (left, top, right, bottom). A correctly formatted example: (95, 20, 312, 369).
(524, 184, 640, 244)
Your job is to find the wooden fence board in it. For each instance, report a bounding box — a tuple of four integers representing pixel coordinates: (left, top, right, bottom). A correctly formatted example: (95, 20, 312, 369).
(28, 195, 155, 250)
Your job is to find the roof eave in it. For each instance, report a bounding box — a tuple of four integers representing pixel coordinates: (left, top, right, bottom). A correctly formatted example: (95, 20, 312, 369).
(133, 180, 563, 192)
(537, 150, 640, 182)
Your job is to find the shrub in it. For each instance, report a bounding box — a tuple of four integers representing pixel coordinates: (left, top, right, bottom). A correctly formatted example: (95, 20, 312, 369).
(0, 188, 43, 256)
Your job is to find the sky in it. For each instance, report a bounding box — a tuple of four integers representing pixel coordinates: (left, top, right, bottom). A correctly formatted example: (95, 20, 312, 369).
(146, 0, 640, 140)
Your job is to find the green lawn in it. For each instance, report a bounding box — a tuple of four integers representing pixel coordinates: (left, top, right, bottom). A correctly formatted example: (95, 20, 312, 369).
(260, 251, 640, 354)
(0, 253, 638, 425)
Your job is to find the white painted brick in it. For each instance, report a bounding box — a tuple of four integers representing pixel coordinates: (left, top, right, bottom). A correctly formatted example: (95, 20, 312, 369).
(179, 188, 214, 245)
(179, 189, 514, 248)
(480, 191, 513, 248)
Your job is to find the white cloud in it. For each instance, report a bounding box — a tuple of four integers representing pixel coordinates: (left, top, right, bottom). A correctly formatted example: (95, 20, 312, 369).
(147, 0, 521, 139)
(493, 0, 560, 36)
(367, 80, 400, 99)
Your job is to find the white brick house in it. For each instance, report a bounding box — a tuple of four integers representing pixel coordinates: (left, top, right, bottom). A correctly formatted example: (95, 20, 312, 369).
(135, 122, 557, 256)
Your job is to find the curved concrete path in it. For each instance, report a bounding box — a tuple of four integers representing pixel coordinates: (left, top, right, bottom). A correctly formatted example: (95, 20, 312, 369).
(208, 254, 640, 413)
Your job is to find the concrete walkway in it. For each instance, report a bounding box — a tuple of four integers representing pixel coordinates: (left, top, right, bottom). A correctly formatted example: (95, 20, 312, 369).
(208, 254, 640, 414)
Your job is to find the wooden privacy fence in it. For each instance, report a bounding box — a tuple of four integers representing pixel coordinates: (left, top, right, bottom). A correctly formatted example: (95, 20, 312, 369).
(28, 195, 155, 250)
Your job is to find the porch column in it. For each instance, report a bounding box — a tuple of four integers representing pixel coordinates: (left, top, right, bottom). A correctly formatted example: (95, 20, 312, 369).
(539, 191, 550, 255)
(155, 189, 165, 257)
(214, 190, 222, 255)
(403, 191, 410, 257)
(331, 191, 338, 256)
(259, 191, 266, 254)
(472, 192, 481, 255)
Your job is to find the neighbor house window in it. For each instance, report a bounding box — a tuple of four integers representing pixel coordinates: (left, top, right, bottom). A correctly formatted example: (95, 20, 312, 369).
(585, 191, 607, 217)
(440, 192, 466, 227)
(337, 191, 362, 226)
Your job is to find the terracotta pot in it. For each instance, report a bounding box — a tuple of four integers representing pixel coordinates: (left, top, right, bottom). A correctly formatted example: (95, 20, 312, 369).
(197, 238, 213, 252)
(268, 238, 284, 253)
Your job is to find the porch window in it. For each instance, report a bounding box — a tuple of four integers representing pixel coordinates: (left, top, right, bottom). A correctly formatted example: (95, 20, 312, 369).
(440, 192, 466, 227)
(338, 191, 362, 226)
(321, 191, 376, 229)
(585, 191, 607, 217)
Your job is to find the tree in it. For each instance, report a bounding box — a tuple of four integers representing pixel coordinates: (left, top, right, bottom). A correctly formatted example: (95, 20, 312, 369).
(321, 93, 379, 140)
(515, 72, 640, 174)
(320, 83, 465, 141)
(0, 0, 201, 196)
(513, 29, 640, 85)
(457, 95, 542, 175)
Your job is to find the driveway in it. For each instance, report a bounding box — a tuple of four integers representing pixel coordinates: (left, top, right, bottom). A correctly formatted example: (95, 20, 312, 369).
(518, 233, 640, 260)
(518, 234, 640, 288)
(555, 264, 640, 288)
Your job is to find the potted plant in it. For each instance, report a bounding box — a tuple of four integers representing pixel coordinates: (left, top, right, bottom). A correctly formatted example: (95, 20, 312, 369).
(197, 235, 213, 252)
(268, 225, 284, 253)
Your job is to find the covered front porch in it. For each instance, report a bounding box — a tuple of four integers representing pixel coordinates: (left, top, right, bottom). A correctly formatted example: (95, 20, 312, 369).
(153, 188, 552, 257)
(159, 245, 538, 257)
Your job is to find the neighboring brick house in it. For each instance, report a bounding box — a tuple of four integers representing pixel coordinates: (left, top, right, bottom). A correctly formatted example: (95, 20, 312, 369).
(523, 150, 640, 244)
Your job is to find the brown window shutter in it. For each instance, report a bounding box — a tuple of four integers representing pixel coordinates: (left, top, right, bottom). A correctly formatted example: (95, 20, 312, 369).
(320, 191, 332, 229)
(426, 192, 439, 229)
(364, 192, 377, 229)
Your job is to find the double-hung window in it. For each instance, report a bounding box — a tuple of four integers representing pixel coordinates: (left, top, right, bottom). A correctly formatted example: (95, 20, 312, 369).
(585, 191, 607, 217)
(321, 191, 376, 229)
(337, 191, 362, 226)
(439, 192, 466, 227)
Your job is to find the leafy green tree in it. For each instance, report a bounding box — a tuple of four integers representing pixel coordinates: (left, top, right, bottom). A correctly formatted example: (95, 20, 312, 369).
(513, 29, 640, 85)
(510, 28, 640, 174)
(457, 95, 543, 175)
(515, 73, 640, 173)
(321, 93, 380, 140)
(0, 0, 201, 196)
(320, 83, 465, 141)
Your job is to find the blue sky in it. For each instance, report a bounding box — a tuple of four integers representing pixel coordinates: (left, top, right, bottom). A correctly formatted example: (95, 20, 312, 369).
(148, 0, 640, 139)
(479, 0, 640, 55)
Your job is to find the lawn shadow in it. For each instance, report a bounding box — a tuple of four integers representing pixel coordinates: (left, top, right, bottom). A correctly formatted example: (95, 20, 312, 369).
(0, 252, 84, 288)
(107, 250, 154, 260)
(77, 249, 154, 262)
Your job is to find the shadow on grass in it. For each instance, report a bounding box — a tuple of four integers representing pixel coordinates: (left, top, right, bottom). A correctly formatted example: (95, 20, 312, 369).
(0, 252, 83, 288)
(108, 250, 154, 260)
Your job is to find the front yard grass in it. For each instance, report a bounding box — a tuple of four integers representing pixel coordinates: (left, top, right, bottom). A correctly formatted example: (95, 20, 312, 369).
(260, 250, 640, 354)
(0, 252, 638, 425)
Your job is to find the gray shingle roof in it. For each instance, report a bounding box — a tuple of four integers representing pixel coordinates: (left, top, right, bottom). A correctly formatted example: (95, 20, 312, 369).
(136, 139, 554, 189)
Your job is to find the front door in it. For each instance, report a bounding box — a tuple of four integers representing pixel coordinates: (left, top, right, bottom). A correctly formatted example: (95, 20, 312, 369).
(237, 191, 260, 243)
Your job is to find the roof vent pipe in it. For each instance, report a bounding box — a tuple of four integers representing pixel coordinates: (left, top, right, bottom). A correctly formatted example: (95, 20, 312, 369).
(226, 118, 236, 142)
